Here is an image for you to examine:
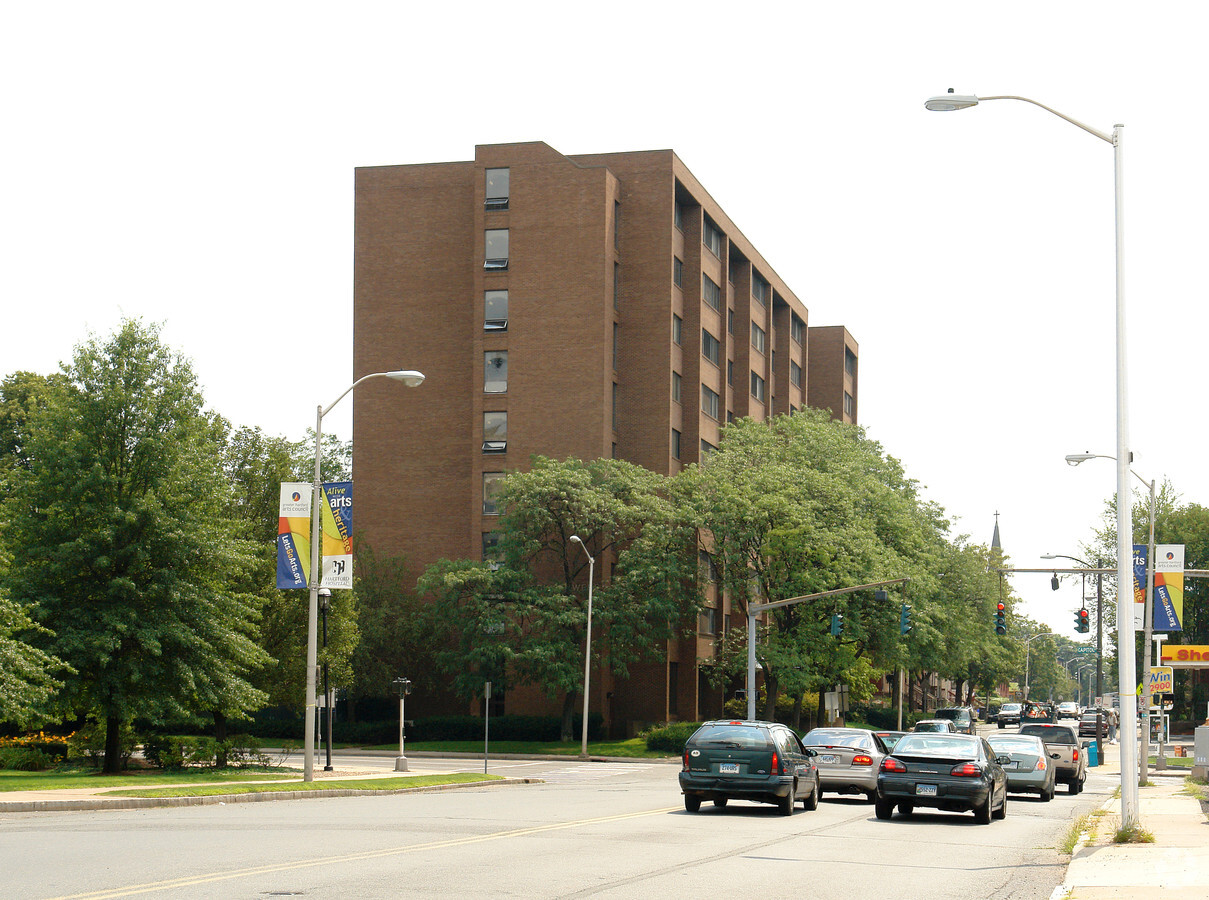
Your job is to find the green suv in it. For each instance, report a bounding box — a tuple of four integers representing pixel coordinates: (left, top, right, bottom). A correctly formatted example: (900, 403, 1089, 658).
(680, 720, 821, 815)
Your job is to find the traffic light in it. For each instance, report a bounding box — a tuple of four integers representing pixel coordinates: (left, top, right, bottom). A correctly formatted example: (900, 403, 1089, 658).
(1075, 607, 1090, 634)
(900, 603, 912, 635)
(994, 601, 1007, 635)
(830, 613, 844, 637)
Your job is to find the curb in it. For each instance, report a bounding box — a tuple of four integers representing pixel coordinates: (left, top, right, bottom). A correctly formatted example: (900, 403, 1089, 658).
(0, 776, 540, 814)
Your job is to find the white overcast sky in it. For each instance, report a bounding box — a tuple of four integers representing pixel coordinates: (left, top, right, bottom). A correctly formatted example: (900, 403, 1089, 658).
(4, 2, 1205, 636)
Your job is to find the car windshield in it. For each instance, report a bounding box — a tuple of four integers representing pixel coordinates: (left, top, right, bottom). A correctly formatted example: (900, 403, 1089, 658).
(936, 709, 968, 721)
(690, 724, 769, 748)
(915, 722, 948, 732)
(803, 729, 872, 750)
(892, 735, 978, 758)
(1001, 704, 1021, 713)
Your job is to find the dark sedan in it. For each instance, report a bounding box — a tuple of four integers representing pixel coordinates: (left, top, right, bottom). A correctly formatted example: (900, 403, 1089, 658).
(875, 733, 1010, 824)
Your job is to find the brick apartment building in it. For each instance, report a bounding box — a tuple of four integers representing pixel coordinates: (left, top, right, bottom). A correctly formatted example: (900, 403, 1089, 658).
(352, 141, 859, 733)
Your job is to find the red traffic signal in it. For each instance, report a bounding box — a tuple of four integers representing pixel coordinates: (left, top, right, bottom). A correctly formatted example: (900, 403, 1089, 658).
(994, 601, 1007, 635)
(1075, 607, 1090, 634)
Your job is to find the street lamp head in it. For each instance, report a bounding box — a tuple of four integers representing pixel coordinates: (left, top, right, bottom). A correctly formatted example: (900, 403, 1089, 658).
(569, 535, 583, 545)
(386, 369, 426, 388)
(318, 587, 331, 609)
(925, 90, 979, 111)
(1065, 452, 1097, 466)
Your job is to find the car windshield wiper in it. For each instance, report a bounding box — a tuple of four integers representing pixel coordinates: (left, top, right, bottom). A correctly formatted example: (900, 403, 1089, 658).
(702, 740, 744, 747)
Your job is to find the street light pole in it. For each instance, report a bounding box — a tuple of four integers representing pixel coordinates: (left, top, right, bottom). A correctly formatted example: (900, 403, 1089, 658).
(303, 369, 424, 783)
(927, 91, 1136, 828)
(569, 535, 595, 759)
(319, 587, 333, 772)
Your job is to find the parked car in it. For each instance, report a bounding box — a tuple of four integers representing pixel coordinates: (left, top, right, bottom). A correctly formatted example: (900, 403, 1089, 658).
(986, 733, 1056, 801)
(1056, 702, 1080, 720)
(997, 703, 1023, 728)
(984, 704, 1001, 725)
(801, 727, 888, 802)
(679, 720, 821, 815)
(1079, 709, 1109, 739)
(873, 731, 908, 752)
(1018, 722, 1088, 794)
(875, 732, 1009, 824)
(913, 719, 958, 733)
(934, 706, 978, 735)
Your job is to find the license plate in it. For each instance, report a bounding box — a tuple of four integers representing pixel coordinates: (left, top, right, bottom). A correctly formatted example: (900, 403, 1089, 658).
(719, 763, 740, 775)
(916, 784, 938, 796)
(820, 755, 839, 765)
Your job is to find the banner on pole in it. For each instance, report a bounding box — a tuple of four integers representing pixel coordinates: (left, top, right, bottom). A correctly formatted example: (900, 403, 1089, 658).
(277, 483, 311, 589)
(320, 481, 353, 589)
(1133, 544, 1147, 629)
(1153, 544, 1184, 632)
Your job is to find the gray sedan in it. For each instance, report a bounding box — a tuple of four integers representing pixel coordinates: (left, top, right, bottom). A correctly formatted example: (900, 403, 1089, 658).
(801, 727, 888, 802)
(986, 733, 1056, 801)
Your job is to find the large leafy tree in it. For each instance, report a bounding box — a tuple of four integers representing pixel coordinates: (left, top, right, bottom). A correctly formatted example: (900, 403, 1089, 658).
(3, 321, 268, 770)
(419, 456, 700, 740)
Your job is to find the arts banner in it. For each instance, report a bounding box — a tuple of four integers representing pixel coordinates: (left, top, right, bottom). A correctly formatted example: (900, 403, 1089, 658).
(320, 481, 353, 589)
(1153, 544, 1184, 632)
(277, 483, 311, 589)
(1133, 544, 1147, 629)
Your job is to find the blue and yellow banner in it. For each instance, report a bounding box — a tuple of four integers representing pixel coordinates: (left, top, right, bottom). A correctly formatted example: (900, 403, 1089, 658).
(1154, 544, 1184, 632)
(277, 483, 311, 589)
(1133, 544, 1148, 629)
(320, 481, 353, 589)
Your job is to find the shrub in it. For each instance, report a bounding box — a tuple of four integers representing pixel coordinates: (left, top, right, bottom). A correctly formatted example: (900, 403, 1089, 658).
(0, 732, 70, 763)
(67, 719, 137, 767)
(642, 722, 701, 753)
(142, 734, 272, 769)
(0, 747, 54, 771)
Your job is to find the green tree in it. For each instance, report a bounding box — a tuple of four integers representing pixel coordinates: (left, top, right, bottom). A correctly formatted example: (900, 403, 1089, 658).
(3, 320, 269, 771)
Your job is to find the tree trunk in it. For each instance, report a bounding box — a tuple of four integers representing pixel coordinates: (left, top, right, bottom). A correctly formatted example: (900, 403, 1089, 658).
(762, 671, 779, 722)
(214, 711, 229, 768)
(103, 715, 122, 774)
(816, 689, 826, 728)
(790, 692, 803, 732)
(560, 692, 577, 743)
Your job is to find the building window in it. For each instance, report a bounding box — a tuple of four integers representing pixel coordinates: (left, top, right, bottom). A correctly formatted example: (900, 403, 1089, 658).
(483, 472, 504, 515)
(728, 259, 738, 284)
(673, 256, 683, 287)
(485, 168, 509, 210)
(671, 428, 681, 459)
(752, 273, 769, 306)
(483, 411, 507, 453)
(790, 360, 802, 387)
(702, 274, 721, 311)
(672, 314, 682, 345)
(613, 323, 619, 370)
(751, 322, 766, 354)
(698, 549, 719, 583)
(672, 371, 681, 403)
(791, 314, 804, 345)
(482, 531, 502, 568)
(674, 202, 683, 230)
(751, 372, 766, 403)
(484, 351, 508, 393)
(700, 438, 717, 457)
(614, 262, 620, 309)
(484, 290, 508, 331)
(614, 200, 621, 250)
(845, 348, 857, 378)
(699, 607, 717, 636)
(844, 391, 855, 417)
(612, 382, 619, 430)
(727, 360, 734, 386)
(484, 229, 509, 269)
(703, 217, 722, 257)
(727, 308, 734, 335)
(702, 329, 720, 366)
(702, 385, 720, 420)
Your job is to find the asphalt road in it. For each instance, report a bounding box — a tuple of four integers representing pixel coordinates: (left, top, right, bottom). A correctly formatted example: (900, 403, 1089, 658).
(1, 745, 1111, 900)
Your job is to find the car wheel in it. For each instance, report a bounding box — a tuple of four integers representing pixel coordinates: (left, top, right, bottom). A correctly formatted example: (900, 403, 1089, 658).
(1075, 777, 1084, 795)
(993, 791, 1007, 820)
(713, 797, 728, 808)
(684, 795, 701, 813)
(897, 802, 913, 815)
(975, 798, 993, 825)
(1068, 779, 1079, 795)
(802, 777, 819, 811)
(1041, 785, 1053, 802)
(874, 798, 894, 820)
(865, 789, 878, 804)
(778, 789, 794, 817)
(998, 722, 1005, 729)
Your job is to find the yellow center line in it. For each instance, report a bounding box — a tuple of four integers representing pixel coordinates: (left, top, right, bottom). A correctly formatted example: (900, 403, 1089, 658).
(44, 806, 681, 900)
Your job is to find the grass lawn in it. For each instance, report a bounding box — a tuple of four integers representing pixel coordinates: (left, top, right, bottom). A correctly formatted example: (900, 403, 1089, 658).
(0, 767, 301, 793)
(370, 738, 672, 758)
(105, 773, 506, 799)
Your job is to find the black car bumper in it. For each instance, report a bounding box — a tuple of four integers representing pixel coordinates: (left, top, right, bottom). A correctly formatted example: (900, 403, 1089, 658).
(679, 772, 795, 803)
(877, 775, 993, 812)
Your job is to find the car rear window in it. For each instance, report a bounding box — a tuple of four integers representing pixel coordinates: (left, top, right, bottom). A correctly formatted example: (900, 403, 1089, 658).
(1020, 725, 1075, 745)
(803, 729, 872, 750)
(988, 736, 1043, 752)
(893, 735, 978, 757)
(690, 724, 770, 748)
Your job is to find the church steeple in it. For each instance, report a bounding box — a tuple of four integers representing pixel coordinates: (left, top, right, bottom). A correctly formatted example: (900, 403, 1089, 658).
(991, 511, 1002, 553)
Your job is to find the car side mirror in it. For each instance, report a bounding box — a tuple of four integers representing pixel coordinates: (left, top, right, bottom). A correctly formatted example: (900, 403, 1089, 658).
(1081, 742, 1090, 750)
(995, 755, 1012, 765)
(805, 748, 818, 758)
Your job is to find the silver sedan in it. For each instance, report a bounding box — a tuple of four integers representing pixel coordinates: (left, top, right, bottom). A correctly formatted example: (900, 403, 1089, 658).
(986, 733, 1056, 801)
(800, 727, 888, 802)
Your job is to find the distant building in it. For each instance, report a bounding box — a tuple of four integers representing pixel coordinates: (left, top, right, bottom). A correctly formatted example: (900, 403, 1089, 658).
(353, 142, 859, 732)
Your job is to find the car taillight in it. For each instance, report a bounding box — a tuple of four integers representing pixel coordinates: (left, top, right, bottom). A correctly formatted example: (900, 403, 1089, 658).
(852, 754, 873, 767)
(1072, 748, 1080, 762)
(1035, 757, 1047, 771)
(771, 750, 781, 774)
(880, 757, 906, 773)
(683, 751, 689, 771)
(950, 763, 981, 777)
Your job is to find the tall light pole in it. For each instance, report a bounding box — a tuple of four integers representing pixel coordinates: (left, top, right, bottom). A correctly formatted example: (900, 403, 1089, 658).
(926, 91, 1137, 828)
(303, 369, 424, 783)
(318, 587, 333, 772)
(569, 535, 595, 759)
(1065, 452, 1155, 781)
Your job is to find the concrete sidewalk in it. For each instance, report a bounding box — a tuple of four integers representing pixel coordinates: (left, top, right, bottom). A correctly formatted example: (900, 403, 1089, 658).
(1055, 741, 1209, 899)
